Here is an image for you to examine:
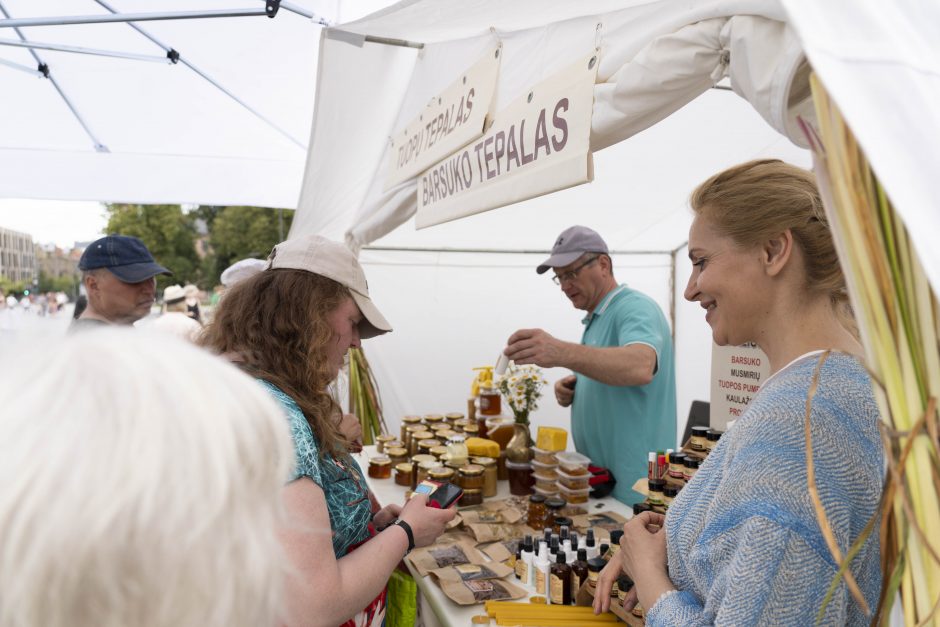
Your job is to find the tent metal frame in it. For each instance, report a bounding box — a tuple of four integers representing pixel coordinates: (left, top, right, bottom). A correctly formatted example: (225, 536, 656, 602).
(0, 0, 330, 152)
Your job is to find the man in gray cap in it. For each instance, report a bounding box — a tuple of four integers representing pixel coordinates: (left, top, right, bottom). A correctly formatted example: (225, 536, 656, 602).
(72, 235, 171, 330)
(503, 225, 676, 504)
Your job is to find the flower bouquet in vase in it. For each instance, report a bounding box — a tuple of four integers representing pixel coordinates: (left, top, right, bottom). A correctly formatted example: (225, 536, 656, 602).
(496, 364, 547, 462)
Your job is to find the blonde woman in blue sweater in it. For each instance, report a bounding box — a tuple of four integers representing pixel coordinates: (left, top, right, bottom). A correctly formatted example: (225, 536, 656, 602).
(594, 160, 883, 625)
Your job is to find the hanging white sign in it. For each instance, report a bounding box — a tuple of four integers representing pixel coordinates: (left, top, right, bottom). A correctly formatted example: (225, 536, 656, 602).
(415, 52, 598, 229)
(385, 47, 501, 190)
(709, 343, 771, 431)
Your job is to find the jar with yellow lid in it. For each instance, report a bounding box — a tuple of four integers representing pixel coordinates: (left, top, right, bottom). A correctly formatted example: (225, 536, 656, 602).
(423, 413, 444, 425)
(375, 434, 397, 454)
(460, 488, 483, 507)
(400, 415, 422, 442)
(453, 419, 473, 432)
(429, 445, 448, 460)
(416, 460, 443, 486)
(394, 462, 413, 486)
(417, 438, 442, 456)
(404, 425, 424, 452)
(367, 456, 392, 479)
(444, 412, 464, 427)
(386, 447, 409, 466)
(471, 456, 498, 497)
(411, 454, 436, 466)
(428, 466, 455, 484)
(462, 423, 480, 437)
(409, 430, 435, 456)
(430, 422, 452, 434)
(458, 464, 485, 491)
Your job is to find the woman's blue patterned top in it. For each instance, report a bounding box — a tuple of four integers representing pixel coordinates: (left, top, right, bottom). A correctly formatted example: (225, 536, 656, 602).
(649, 352, 883, 626)
(257, 379, 371, 558)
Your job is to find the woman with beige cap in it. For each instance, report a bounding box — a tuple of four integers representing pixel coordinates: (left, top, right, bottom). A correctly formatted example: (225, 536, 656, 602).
(201, 234, 455, 627)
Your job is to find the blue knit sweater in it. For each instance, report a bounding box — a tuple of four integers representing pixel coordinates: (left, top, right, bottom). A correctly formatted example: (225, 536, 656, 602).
(649, 352, 883, 626)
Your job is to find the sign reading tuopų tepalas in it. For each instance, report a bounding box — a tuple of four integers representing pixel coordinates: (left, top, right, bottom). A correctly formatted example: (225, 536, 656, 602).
(416, 51, 598, 229)
(384, 46, 501, 190)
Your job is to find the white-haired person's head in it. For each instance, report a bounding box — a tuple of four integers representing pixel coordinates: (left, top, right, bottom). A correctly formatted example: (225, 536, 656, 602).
(0, 329, 294, 627)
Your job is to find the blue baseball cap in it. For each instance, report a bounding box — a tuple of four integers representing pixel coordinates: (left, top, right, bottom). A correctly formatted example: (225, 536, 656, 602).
(78, 235, 171, 283)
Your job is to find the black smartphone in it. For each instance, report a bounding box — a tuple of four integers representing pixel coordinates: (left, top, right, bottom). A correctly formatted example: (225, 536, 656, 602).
(414, 480, 463, 508)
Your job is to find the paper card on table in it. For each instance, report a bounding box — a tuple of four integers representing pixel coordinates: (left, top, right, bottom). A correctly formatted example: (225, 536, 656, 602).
(406, 539, 488, 577)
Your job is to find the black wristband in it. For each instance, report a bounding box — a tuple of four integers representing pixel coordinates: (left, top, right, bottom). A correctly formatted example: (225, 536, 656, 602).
(393, 519, 415, 555)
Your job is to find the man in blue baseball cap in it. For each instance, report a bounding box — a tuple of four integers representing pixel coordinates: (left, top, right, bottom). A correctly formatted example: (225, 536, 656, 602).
(72, 235, 171, 330)
(502, 225, 677, 505)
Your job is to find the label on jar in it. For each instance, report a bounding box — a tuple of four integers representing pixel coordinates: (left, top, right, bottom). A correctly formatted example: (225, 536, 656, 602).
(690, 435, 705, 450)
(684, 468, 697, 481)
(535, 569, 546, 594)
(549, 573, 566, 605)
(588, 570, 599, 584)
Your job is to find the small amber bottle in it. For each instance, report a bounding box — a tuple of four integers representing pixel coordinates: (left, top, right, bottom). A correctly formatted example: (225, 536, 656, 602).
(549, 551, 572, 605)
(570, 548, 588, 595)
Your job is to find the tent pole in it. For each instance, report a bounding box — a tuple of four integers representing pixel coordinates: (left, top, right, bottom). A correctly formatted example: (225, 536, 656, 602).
(0, 8, 271, 28)
(88, 0, 307, 151)
(0, 37, 171, 63)
(0, 56, 43, 76)
(0, 0, 109, 152)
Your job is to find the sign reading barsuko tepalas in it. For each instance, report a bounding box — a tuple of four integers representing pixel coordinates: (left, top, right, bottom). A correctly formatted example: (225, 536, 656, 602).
(416, 52, 598, 229)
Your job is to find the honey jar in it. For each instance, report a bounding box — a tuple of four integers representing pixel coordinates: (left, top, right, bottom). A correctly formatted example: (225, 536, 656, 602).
(453, 419, 473, 432)
(386, 447, 409, 466)
(423, 413, 444, 426)
(416, 460, 443, 486)
(444, 412, 464, 427)
(471, 456, 498, 497)
(462, 423, 480, 437)
(375, 434, 397, 454)
(394, 462, 413, 486)
(506, 460, 534, 496)
(690, 426, 709, 451)
(527, 494, 548, 530)
(458, 464, 485, 491)
(417, 438, 442, 455)
(404, 425, 424, 452)
(460, 488, 483, 507)
(429, 445, 449, 460)
(430, 423, 452, 434)
(411, 454, 436, 466)
(400, 415, 422, 442)
(478, 386, 501, 416)
(367, 456, 392, 479)
(428, 466, 455, 484)
(410, 430, 435, 456)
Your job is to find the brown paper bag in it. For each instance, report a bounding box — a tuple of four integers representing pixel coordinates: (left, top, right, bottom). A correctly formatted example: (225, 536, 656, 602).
(570, 511, 627, 534)
(437, 576, 528, 605)
(406, 539, 487, 577)
(430, 560, 514, 583)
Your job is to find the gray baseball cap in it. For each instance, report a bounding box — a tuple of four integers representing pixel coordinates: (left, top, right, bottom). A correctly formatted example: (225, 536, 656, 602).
(536, 226, 609, 274)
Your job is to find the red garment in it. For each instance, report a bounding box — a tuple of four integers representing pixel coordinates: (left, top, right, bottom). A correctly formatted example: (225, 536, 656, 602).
(337, 522, 386, 627)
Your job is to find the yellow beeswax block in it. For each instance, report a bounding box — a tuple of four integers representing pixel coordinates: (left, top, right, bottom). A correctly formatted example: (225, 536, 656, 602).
(466, 437, 500, 458)
(536, 427, 568, 452)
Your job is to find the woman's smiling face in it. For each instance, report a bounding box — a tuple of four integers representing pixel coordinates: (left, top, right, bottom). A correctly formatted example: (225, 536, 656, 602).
(683, 214, 769, 347)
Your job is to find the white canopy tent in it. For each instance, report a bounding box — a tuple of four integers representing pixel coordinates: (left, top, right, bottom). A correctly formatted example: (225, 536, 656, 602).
(0, 0, 391, 208)
(291, 0, 940, 442)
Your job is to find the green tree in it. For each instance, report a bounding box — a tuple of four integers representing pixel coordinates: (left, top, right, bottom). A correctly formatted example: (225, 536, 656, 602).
(206, 206, 293, 285)
(104, 204, 200, 291)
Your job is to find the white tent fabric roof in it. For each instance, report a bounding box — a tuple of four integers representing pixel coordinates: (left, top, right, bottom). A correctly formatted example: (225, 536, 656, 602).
(0, 0, 333, 208)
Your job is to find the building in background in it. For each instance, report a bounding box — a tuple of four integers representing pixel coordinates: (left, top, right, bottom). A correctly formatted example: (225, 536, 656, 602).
(0, 226, 37, 284)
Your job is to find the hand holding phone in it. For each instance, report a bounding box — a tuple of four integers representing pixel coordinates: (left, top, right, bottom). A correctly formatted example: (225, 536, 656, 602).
(413, 480, 463, 509)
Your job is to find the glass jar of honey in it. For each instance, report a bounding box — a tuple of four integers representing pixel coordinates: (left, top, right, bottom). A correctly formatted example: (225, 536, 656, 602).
(527, 493, 548, 530)
(367, 456, 392, 479)
(428, 466, 455, 485)
(471, 456, 498, 497)
(445, 413, 464, 427)
(375, 434, 397, 454)
(458, 464, 485, 491)
(417, 438, 442, 456)
(400, 415, 422, 442)
(386, 447, 409, 466)
(410, 430, 435, 456)
(461, 488, 483, 507)
(506, 460, 534, 496)
(416, 460, 443, 486)
(404, 425, 424, 453)
(462, 423, 480, 438)
(446, 434, 469, 466)
(423, 413, 444, 426)
(394, 462, 413, 486)
(429, 445, 449, 460)
(478, 386, 501, 416)
(484, 416, 515, 449)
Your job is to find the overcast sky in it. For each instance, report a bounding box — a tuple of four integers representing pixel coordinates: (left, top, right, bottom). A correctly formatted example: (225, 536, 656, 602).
(0, 199, 107, 249)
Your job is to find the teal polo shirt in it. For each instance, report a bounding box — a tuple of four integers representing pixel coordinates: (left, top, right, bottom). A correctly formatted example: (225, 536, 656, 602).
(570, 285, 677, 504)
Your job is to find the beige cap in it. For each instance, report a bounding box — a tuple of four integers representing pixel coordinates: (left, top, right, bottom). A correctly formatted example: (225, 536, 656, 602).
(266, 234, 392, 339)
(163, 284, 186, 303)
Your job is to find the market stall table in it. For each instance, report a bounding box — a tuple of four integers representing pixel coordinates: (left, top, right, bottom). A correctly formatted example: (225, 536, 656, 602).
(355, 446, 633, 627)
